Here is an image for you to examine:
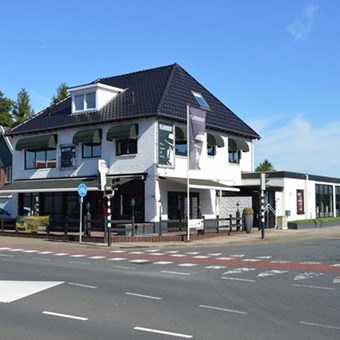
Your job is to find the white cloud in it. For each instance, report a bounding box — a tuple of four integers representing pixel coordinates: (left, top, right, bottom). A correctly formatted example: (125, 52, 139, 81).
(287, 4, 319, 40)
(254, 114, 340, 177)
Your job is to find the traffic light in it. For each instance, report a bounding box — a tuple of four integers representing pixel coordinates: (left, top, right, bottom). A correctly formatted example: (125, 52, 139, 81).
(111, 178, 120, 191)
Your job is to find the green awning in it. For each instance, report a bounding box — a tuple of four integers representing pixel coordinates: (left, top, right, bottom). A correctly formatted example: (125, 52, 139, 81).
(73, 128, 102, 144)
(15, 134, 58, 151)
(175, 126, 187, 141)
(106, 124, 138, 141)
(228, 137, 249, 152)
(207, 133, 225, 147)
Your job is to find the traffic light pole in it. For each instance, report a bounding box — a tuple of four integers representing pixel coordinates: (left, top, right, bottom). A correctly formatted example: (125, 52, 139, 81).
(107, 195, 112, 247)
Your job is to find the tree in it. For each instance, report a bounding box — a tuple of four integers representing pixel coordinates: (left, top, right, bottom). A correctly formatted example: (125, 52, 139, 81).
(0, 91, 14, 127)
(51, 83, 68, 105)
(12, 88, 34, 125)
(255, 159, 275, 172)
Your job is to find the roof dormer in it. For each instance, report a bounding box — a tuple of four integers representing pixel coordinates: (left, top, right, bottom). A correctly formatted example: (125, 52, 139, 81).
(68, 83, 124, 114)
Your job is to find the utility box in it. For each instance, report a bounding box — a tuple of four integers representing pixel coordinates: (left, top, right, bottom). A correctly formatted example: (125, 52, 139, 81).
(277, 216, 288, 229)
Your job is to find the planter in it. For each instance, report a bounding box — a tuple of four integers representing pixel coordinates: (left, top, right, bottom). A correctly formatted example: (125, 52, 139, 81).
(243, 214, 253, 233)
(288, 220, 340, 229)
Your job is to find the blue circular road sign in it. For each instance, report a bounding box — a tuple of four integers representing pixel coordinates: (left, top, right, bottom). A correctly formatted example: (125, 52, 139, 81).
(78, 183, 88, 197)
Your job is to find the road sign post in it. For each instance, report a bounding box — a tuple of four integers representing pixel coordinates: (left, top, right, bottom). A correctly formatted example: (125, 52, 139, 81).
(78, 183, 88, 243)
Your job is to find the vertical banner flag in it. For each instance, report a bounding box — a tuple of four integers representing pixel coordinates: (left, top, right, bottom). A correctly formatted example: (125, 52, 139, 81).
(189, 106, 206, 170)
(158, 122, 175, 167)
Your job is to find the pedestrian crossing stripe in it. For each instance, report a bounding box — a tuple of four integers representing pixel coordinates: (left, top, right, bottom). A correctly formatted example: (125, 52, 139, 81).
(257, 270, 288, 277)
(294, 272, 324, 281)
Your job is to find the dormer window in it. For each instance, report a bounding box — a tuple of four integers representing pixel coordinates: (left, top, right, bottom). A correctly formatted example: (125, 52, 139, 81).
(69, 83, 124, 114)
(74, 92, 96, 112)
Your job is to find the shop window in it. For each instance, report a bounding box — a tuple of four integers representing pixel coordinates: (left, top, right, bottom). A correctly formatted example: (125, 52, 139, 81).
(315, 184, 333, 217)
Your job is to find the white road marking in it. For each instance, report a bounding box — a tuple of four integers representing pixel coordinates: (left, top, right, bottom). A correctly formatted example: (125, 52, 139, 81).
(107, 257, 127, 261)
(185, 252, 200, 255)
(294, 272, 324, 281)
(32, 257, 50, 261)
(22, 250, 38, 253)
(205, 265, 227, 269)
(243, 259, 261, 262)
(257, 270, 288, 277)
(332, 263, 340, 267)
(69, 254, 87, 258)
(216, 257, 233, 261)
(299, 321, 340, 331)
(129, 259, 150, 264)
(178, 263, 198, 267)
(88, 256, 106, 260)
(53, 253, 69, 256)
(221, 277, 256, 282)
(125, 292, 162, 300)
(300, 261, 321, 265)
(37, 251, 53, 255)
(42, 311, 88, 321)
(0, 254, 13, 257)
(134, 327, 192, 338)
(293, 284, 335, 290)
(223, 268, 257, 275)
(68, 282, 97, 289)
(161, 271, 191, 276)
(153, 261, 174, 265)
(207, 253, 222, 256)
(230, 254, 245, 258)
(199, 304, 248, 315)
(129, 251, 145, 255)
(256, 256, 272, 259)
(0, 281, 64, 303)
(110, 250, 126, 253)
(171, 254, 187, 257)
(193, 255, 210, 259)
(0, 247, 11, 250)
(149, 252, 165, 256)
(270, 260, 291, 264)
(165, 250, 179, 254)
(8, 248, 24, 252)
(145, 249, 160, 253)
(333, 277, 340, 284)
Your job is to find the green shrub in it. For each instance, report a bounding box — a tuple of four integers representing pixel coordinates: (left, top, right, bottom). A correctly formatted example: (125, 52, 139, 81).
(16, 216, 49, 232)
(289, 216, 340, 224)
(242, 207, 254, 215)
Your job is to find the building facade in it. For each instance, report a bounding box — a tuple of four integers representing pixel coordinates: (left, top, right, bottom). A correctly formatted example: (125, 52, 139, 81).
(1, 64, 259, 230)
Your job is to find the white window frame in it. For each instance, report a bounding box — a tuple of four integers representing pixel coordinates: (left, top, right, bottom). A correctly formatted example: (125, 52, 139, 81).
(72, 91, 97, 113)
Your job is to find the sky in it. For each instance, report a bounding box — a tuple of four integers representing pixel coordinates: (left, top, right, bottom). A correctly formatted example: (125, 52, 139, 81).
(1, 0, 339, 177)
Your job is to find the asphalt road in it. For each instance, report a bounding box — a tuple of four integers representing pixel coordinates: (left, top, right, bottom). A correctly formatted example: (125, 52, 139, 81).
(0, 237, 339, 339)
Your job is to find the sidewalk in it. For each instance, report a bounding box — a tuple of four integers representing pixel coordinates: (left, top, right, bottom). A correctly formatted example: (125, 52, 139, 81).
(0, 226, 339, 250)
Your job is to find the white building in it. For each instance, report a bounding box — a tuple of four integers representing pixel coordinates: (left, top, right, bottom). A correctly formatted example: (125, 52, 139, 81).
(1, 64, 259, 231)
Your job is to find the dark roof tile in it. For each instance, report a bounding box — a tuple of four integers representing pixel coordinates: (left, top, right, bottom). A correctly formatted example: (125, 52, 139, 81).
(6, 64, 259, 139)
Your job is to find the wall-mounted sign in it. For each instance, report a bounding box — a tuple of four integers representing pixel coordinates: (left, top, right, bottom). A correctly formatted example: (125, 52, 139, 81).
(60, 145, 76, 169)
(158, 122, 174, 167)
(297, 189, 304, 214)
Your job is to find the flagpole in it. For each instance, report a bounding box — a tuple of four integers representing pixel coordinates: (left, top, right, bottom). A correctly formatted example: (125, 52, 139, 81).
(186, 104, 190, 242)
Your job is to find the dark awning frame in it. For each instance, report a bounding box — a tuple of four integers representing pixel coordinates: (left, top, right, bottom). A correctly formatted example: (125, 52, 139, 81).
(228, 137, 249, 152)
(207, 133, 224, 147)
(106, 124, 138, 141)
(73, 128, 102, 145)
(15, 134, 58, 151)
